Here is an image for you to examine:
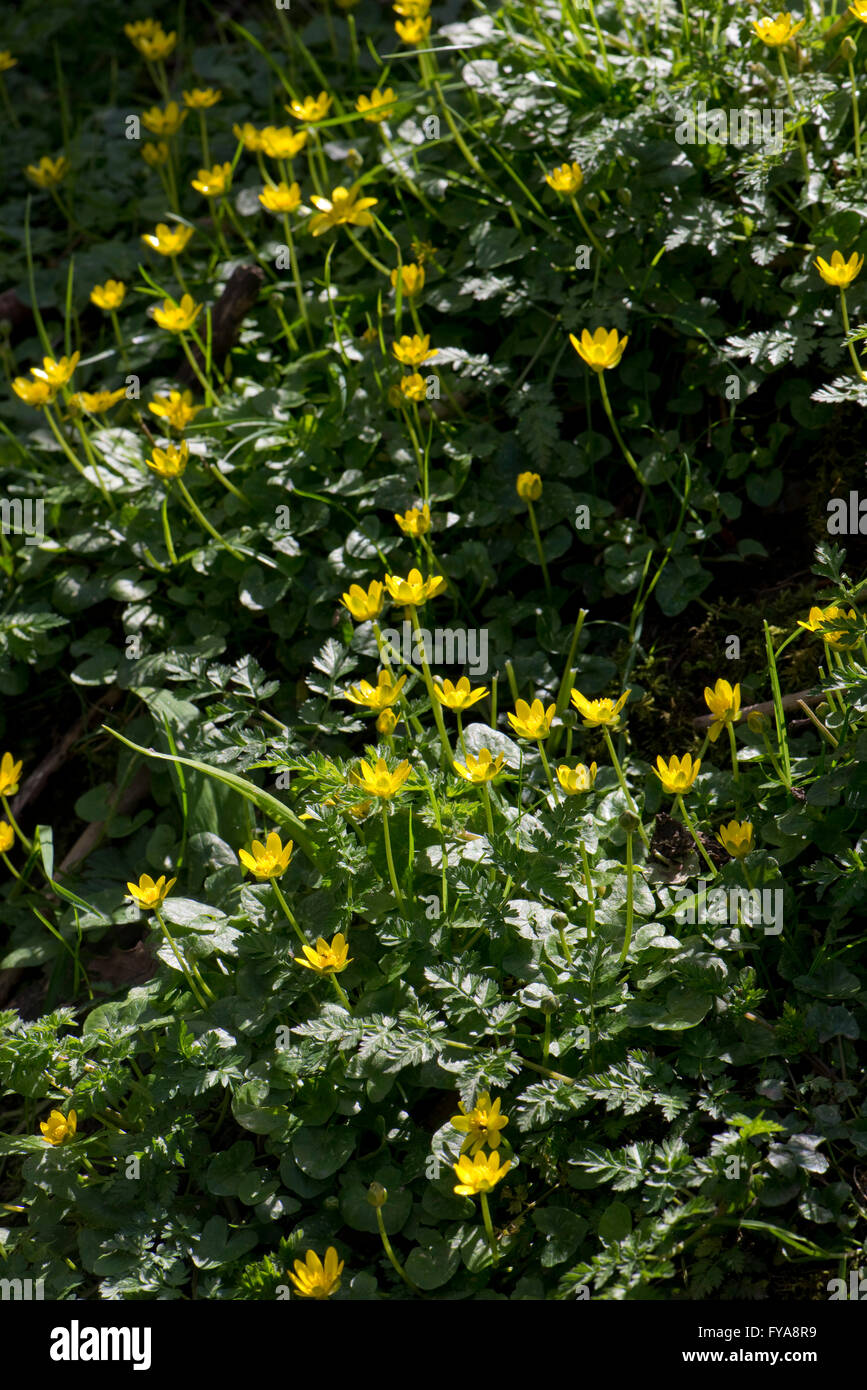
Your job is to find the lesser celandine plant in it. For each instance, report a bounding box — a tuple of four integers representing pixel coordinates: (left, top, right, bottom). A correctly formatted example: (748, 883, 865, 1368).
(3, 0, 867, 1311)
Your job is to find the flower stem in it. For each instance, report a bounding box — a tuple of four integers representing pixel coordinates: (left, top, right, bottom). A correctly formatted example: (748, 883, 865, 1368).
(479, 1191, 499, 1263)
(381, 804, 407, 912)
(160, 493, 178, 565)
(176, 478, 243, 560)
(272, 879, 307, 947)
(675, 794, 718, 877)
(376, 1206, 421, 1293)
(777, 50, 810, 181)
(839, 287, 867, 382)
(526, 498, 551, 597)
(618, 828, 635, 965)
(601, 727, 650, 850)
(153, 906, 210, 1008)
(538, 740, 557, 797)
(598, 372, 648, 489)
(2, 794, 32, 852)
(409, 608, 453, 764)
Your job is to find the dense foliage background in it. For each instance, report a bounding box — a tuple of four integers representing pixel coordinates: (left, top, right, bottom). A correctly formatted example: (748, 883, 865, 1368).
(0, 0, 866, 1301)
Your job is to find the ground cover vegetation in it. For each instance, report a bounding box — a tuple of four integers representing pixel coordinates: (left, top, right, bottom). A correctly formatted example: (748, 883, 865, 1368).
(0, 0, 866, 1302)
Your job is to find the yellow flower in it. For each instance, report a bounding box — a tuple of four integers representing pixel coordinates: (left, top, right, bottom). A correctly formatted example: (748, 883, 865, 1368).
(146, 442, 189, 479)
(127, 873, 177, 908)
(260, 126, 308, 159)
(557, 762, 597, 794)
(717, 820, 755, 859)
(850, 0, 867, 19)
(399, 374, 427, 402)
(70, 388, 127, 415)
(25, 155, 69, 188)
(377, 708, 398, 736)
(394, 503, 431, 536)
(570, 687, 630, 728)
(391, 264, 425, 296)
(238, 830, 294, 879)
(309, 184, 378, 235)
(357, 88, 397, 122)
(0, 51, 18, 72)
(287, 1247, 344, 1299)
(259, 181, 302, 213)
(12, 377, 55, 408)
(142, 141, 170, 167)
(395, 15, 432, 42)
(124, 19, 161, 42)
(341, 580, 384, 621)
(153, 294, 201, 333)
(191, 162, 233, 197)
(134, 28, 176, 61)
(453, 749, 505, 783)
(451, 1091, 509, 1155)
(294, 933, 352, 975)
(40, 1109, 77, 1146)
(233, 122, 266, 151)
(90, 280, 126, 310)
(703, 679, 741, 743)
(394, 0, 432, 14)
(384, 567, 446, 606)
(516, 471, 542, 501)
(352, 757, 412, 799)
(453, 1149, 511, 1196)
(0, 821, 14, 854)
(0, 752, 23, 797)
(141, 102, 187, 137)
(344, 669, 407, 710)
(286, 92, 332, 123)
(183, 88, 222, 109)
(508, 698, 556, 740)
(545, 161, 583, 194)
(142, 222, 194, 256)
(434, 676, 489, 712)
(392, 334, 432, 367)
(569, 327, 629, 372)
(798, 603, 859, 649)
(32, 353, 80, 388)
(751, 12, 805, 45)
(653, 754, 701, 795)
(814, 250, 864, 287)
(148, 389, 202, 431)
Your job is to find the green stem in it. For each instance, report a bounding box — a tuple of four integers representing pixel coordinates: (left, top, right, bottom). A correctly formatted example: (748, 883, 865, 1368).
(179, 332, 217, 406)
(777, 50, 810, 181)
(839, 287, 867, 382)
(381, 804, 407, 911)
(579, 839, 595, 939)
(1, 794, 32, 852)
(272, 879, 308, 947)
(848, 58, 862, 178)
(409, 607, 453, 764)
(176, 478, 243, 560)
(154, 906, 210, 1008)
(376, 1206, 421, 1293)
(618, 829, 634, 965)
(601, 727, 650, 850)
(479, 1191, 499, 1263)
(526, 499, 552, 597)
(598, 372, 648, 489)
(538, 740, 557, 797)
(675, 794, 717, 877)
(160, 492, 178, 565)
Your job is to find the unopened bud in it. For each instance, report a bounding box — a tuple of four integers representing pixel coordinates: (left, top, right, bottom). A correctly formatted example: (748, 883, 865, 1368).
(616, 187, 632, 208)
(619, 810, 641, 833)
(367, 1181, 388, 1207)
(551, 912, 568, 930)
(747, 711, 769, 734)
(377, 708, 397, 736)
(841, 36, 857, 60)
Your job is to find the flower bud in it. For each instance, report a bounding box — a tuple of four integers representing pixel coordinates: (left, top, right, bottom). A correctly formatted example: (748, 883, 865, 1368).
(841, 36, 857, 60)
(616, 187, 632, 208)
(367, 1181, 388, 1207)
(619, 809, 641, 833)
(516, 470, 542, 502)
(747, 711, 769, 734)
(377, 708, 397, 736)
(551, 911, 568, 930)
